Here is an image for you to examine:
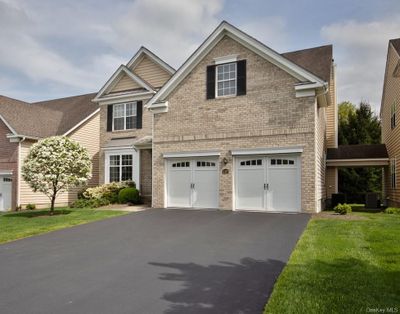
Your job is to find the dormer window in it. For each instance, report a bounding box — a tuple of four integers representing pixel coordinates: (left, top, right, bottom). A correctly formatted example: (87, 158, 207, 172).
(112, 102, 137, 131)
(216, 63, 237, 97)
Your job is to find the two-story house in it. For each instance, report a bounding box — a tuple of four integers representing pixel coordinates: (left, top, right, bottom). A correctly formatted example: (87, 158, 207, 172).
(95, 21, 337, 212)
(381, 38, 400, 206)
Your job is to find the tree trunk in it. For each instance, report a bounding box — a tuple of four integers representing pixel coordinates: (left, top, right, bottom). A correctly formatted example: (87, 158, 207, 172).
(50, 194, 56, 215)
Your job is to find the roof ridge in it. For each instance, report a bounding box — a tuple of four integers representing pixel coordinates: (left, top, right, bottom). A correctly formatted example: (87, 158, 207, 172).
(0, 94, 31, 105)
(32, 92, 97, 105)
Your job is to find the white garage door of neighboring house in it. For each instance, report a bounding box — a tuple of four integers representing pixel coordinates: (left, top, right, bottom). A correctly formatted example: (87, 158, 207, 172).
(0, 176, 12, 212)
(235, 155, 301, 212)
(167, 158, 219, 209)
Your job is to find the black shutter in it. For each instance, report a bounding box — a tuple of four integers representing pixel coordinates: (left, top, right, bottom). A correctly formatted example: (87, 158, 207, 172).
(107, 105, 113, 132)
(206, 65, 216, 99)
(237, 60, 247, 96)
(136, 101, 143, 129)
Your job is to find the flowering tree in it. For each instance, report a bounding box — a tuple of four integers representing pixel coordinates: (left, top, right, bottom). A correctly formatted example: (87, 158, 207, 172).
(22, 136, 92, 213)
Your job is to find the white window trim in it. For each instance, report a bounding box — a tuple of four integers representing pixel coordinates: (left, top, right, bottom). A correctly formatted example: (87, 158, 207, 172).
(112, 102, 137, 131)
(104, 148, 140, 186)
(215, 62, 237, 98)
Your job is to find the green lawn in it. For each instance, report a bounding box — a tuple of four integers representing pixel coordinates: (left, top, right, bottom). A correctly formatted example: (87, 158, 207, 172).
(0, 208, 127, 244)
(265, 212, 400, 313)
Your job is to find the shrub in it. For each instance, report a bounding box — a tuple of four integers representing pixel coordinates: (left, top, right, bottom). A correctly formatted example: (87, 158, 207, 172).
(331, 193, 346, 208)
(83, 181, 135, 203)
(118, 187, 140, 204)
(70, 197, 110, 209)
(384, 207, 400, 215)
(334, 203, 352, 215)
(26, 203, 36, 210)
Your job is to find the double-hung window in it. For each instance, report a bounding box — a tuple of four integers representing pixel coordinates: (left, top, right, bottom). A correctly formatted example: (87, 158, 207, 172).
(216, 62, 237, 97)
(391, 102, 396, 129)
(113, 102, 137, 131)
(391, 158, 396, 189)
(109, 154, 133, 182)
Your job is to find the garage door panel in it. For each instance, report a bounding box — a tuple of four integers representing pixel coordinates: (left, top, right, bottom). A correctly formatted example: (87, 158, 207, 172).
(192, 169, 218, 208)
(235, 155, 301, 212)
(268, 167, 300, 212)
(236, 158, 265, 210)
(0, 176, 12, 211)
(167, 158, 219, 209)
(167, 162, 192, 208)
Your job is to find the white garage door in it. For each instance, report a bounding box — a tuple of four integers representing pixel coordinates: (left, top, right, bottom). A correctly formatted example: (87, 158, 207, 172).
(167, 158, 219, 208)
(0, 176, 12, 212)
(235, 155, 301, 212)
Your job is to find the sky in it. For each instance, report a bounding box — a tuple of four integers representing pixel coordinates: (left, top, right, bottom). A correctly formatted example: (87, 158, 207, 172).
(1, 0, 400, 112)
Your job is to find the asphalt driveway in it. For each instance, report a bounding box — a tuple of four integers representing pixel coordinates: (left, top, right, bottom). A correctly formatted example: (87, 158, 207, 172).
(0, 209, 309, 314)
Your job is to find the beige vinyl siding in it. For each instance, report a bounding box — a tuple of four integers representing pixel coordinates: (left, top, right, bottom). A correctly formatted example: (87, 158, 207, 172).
(110, 74, 141, 93)
(315, 100, 326, 212)
(382, 44, 400, 205)
(132, 55, 171, 88)
(19, 113, 100, 208)
(326, 63, 337, 148)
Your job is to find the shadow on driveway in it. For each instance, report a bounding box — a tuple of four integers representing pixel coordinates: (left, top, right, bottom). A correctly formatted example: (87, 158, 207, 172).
(151, 258, 285, 314)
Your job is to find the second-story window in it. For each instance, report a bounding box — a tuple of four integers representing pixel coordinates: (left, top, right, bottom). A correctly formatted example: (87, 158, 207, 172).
(391, 102, 396, 129)
(113, 102, 137, 131)
(216, 62, 237, 97)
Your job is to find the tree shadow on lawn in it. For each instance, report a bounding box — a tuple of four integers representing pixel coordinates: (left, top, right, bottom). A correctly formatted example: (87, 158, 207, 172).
(4, 209, 72, 218)
(149, 258, 285, 314)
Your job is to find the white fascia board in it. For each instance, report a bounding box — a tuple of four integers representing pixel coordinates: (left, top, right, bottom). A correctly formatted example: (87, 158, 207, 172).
(147, 21, 326, 108)
(101, 146, 135, 151)
(6, 134, 40, 141)
(127, 46, 175, 75)
(63, 109, 100, 136)
(163, 150, 221, 158)
(231, 146, 304, 156)
(147, 101, 168, 113)
(122, 66, 155, 92)
(0, 114, 17, 135)
(95, 91, 155, 106)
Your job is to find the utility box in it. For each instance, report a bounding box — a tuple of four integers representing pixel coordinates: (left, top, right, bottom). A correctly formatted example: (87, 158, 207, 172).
(365, 193, 379, 209)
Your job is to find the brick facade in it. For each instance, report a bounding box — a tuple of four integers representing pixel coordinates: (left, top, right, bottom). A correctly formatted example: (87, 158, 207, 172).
(152, 36, 322, 212)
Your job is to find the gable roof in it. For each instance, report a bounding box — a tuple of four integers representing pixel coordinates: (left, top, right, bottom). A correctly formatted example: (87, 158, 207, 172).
(127, 46, 175, 75)
(282, 45, 333, 82)
(93, 47, 175, 103)
(147, 21, 328, 108)
(93, 65, 155, 102)
(0, 93, 98, 138)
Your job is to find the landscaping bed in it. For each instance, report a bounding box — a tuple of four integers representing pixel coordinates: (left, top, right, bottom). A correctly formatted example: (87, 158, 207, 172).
(264, 212, 400, 313)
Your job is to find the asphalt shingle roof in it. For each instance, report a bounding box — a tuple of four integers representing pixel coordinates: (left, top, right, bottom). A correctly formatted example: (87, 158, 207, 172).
(0, 93, 98, 138)
(327, 144, 389, 160)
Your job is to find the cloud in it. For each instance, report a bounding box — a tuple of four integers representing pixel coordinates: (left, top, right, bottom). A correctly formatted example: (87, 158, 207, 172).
(321, 16, 400, 111)
(110, 0, 224, 67)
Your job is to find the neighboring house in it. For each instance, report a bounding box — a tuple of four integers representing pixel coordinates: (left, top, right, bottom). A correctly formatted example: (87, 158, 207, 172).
(381, 38, 400, 206)
(140, 21, 337, 213)
(0, 93, 99, 211)
(93, 47, 175, 202)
